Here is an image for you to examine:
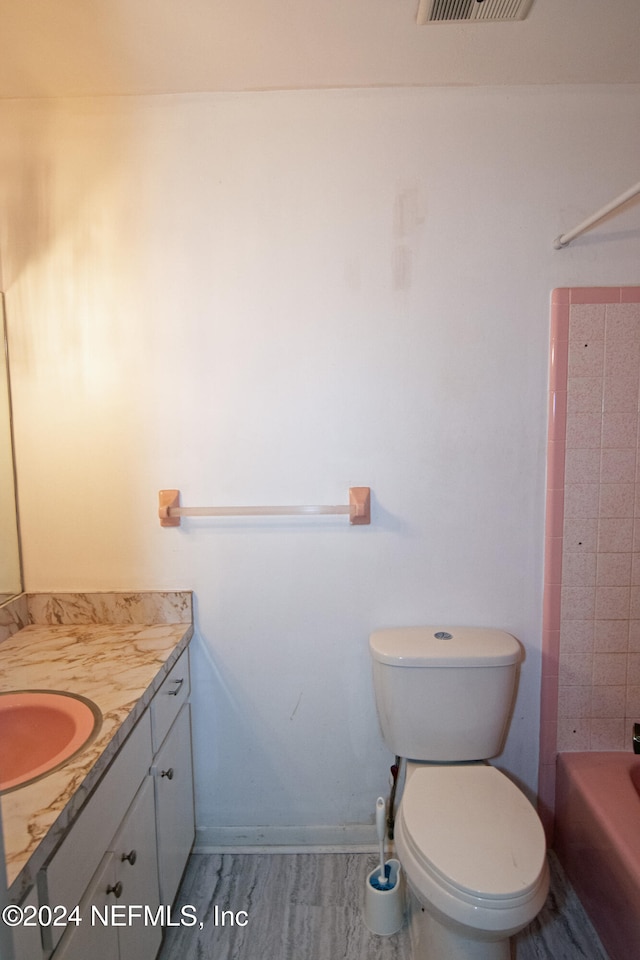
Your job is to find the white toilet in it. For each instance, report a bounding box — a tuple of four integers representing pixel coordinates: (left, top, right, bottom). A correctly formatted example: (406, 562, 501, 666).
(369, 626, 549, 960)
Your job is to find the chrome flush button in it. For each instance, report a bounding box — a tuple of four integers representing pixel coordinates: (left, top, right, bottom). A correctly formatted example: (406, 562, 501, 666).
(434, 631, 453, 640)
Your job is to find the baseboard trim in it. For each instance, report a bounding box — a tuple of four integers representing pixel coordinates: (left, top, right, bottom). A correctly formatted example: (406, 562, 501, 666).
(194, 843, 379, 854)
(194, 823, 381, 855)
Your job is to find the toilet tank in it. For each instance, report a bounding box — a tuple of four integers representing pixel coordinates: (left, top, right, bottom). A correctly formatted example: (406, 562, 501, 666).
(369, 626, 522, 762)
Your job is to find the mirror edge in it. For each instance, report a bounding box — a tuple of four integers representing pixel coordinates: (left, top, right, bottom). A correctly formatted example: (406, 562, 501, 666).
(0, 292, 24, 603)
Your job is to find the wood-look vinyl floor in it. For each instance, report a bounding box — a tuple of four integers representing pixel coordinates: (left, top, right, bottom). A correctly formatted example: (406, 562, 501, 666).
(157, 850, 610, 960)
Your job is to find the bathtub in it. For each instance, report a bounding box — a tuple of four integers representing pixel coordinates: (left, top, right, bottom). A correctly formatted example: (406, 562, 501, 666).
(555, 751, 640, 960)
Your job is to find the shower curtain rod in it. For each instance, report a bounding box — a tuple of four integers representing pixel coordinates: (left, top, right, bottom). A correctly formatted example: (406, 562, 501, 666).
(554, 180, 640, 249)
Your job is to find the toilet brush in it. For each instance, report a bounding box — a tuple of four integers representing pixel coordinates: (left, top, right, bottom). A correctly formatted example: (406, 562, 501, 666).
(364, 796, 404, 934)
(375, 796, 389, 887)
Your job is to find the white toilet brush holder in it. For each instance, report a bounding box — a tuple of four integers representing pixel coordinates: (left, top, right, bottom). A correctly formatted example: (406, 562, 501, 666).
(364, 796, 405, 935)
(364, 858, 404, 935)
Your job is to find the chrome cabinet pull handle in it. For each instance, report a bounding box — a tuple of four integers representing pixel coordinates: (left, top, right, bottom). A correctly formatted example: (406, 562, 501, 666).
(161, 768, 174, 780)
(121, 850, 137, 865)
(107, 881, 123, 899)
(168, 678, 184, 696)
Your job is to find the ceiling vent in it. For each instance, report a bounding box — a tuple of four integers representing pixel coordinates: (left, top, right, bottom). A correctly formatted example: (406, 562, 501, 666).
(417, 0, 534, 24)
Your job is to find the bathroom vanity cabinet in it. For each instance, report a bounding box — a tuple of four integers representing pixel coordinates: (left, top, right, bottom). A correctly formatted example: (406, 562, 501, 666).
(27, 648, 194, 960)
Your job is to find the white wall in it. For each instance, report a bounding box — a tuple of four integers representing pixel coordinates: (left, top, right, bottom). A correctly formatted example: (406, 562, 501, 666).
(1, 85, 640, 845)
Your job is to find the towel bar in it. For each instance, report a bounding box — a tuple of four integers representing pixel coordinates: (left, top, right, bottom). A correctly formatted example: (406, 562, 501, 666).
(158, 487, 370, 526)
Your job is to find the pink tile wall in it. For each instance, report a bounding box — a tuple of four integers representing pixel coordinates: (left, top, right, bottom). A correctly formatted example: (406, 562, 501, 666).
(539, 286, 640, 836)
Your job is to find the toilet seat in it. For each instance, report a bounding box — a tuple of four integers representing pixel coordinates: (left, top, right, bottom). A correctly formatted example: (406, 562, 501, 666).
(399, 764, 547, 909)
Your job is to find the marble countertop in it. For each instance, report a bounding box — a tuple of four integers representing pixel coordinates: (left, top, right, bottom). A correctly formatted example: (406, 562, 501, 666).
(0, 595, 193, 900)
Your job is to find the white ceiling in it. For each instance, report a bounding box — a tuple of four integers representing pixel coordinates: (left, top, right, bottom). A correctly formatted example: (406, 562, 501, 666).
(0, 0, 639, 99)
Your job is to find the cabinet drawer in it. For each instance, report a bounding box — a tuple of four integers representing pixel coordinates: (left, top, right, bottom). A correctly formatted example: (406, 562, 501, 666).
(150, 649, 190, 753)
(41, 711, 152, 949)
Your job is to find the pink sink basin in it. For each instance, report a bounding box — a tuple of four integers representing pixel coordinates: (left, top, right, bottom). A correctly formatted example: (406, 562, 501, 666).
(0, 690, 102, 794)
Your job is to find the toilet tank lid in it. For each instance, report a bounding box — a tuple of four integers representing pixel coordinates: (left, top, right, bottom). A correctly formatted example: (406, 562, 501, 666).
(369, 626, 522, 667)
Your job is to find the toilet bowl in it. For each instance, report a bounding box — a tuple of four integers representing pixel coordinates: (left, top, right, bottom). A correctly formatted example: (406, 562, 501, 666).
(368, 626, 550, 959)
(396, 762, 549, 959)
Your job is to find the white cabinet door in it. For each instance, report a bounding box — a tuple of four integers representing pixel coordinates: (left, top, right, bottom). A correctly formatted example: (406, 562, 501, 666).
(110, 776, 162, 960)
(43, 712, 153, 951)
(11, 887, 43, 960)
(53, 780, 162, 960)
(153, 704, 195, 905)
(52, 855, 119, 960)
